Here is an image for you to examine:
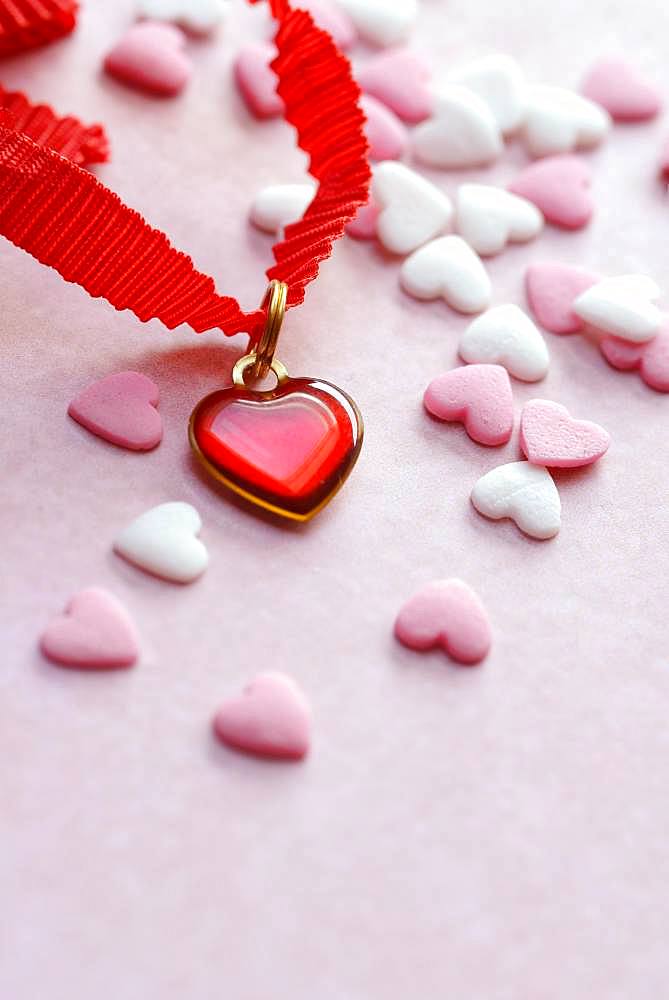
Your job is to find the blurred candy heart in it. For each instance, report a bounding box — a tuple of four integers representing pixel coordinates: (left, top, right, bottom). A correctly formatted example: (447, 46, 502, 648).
(394, 579, 492, 665)
(104, 22, 192, 96)
(508, 155, 593, 230)
(346, 198, 380, 240)
(361, 95, 408, 161)
(412, 85, 503, 169)
(213, 672, 312, 760)
(454, 183, 543, 257)
(448, 53, 526, 135)
(471, 461, 561, 540)
(136, 0, 228, 34)
(40, 588, 139, 669)
(424, 364, 514, 446)
(522, 85, 610, 157)
(68, 371, 162, 451)
(581, 56, 661, 122)
(372, 161, 452, 255)
(525, 262, 600, 334)
(600, 324, 669, 393)
(250, 182, 315, 235)
(520, 399, 610, 468)
(573, 275, 662, 343)
(234, 43, 283, 118)
(297, 0, 357, 49)
(401, 236, 491, 314)
(357, 47, 432, 123)
(114, 502, 209, 584)
(335, 0, 417, 47)
(459, 305, 549, 382)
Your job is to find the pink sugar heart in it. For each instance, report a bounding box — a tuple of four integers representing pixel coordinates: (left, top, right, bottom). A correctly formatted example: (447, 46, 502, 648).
(357, 48, 433, 124)
(424, 364, 514, 447)
(581, 56, 661, 122)
(526, 262, 600, 334)
(659, 137, 669, 183)
(346, 198, 380, 239)
(508, 156, 593, 230)
(104, 22, 192, 97)
(213, 672, 311, 760)
(298, 0, 357, 49)
(395, 579, 492, 665)
(40, 588, 139, 669)
(68, 371, 162, 451)
(600, 324, 669, 393)
(234, 42, 283, 119)
(520, 399, 610, 468)
(361, 95, 408, 161)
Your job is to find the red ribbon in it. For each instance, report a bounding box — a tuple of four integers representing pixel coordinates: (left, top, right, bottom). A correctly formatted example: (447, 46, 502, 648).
(0, 0, 371, 343)
(0, 0, 78, 57)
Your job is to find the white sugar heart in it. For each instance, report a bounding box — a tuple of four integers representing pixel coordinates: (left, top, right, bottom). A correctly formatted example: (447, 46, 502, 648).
(459, 304, 550, 382)
(371, 161, 452, 255)
(573, 274, 662, 343)
(448, 53, 526, 135)
(136, 0, 228, 33)
(335, 0, 416, 46)
(114, 502, 209, 583)
(412, 85, 503, 169)
(471, 461, 561, 540)
(454, 184, 543, 257)
(400, 235, 491, 314)
(250, 183, 315, 236)
(522, 85, 610, 157)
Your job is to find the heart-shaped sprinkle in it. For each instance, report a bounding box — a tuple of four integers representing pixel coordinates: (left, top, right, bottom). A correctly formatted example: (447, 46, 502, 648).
(357, 47, 432, 123)
(372, 161, 452, 255)
(114, 502, 208, 583)
(581, 56, 661, 122)
(600, 325, 669, 393)
(68, 371, 162, 451)
(454, 183, 543, 257)
(448, 53, 526, 135)
(250, 182, 315, 235)
(424, 364, 514, 446)
(234, 43, 283, 119)
(335, 0, 417, 47)
(525, 262, 600, 334)
(520, 399, 610, 468)
(471, 461, 561, 540)
(213, 672, 311, 760)
(522, 85, 610, 158)
(40, 588, 139, 669)
(401, 236, 492, 314)
(297, 0, 357, 49)
(459, 305, 550, 382)
(508, 155, 593, 230)
(136, 0, 228, 34)
(346, 199, 380, 240)
(394, 579, 492, 665)
(412, 85, 503, 169)
(573, 275, 662, 343)
(361, 95, 408, 161)
(104, 22, 192, 96)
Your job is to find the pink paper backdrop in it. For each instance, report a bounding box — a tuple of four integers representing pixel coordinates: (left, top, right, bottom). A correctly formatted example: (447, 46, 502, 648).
(3, 1, 669, 997)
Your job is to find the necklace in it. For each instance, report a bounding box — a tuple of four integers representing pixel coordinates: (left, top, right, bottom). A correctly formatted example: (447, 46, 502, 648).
(0, 0, 371, 521)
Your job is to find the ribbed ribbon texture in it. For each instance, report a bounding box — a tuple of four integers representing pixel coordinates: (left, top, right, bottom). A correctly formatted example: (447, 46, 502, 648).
(0, 0, 371, 342)
(0, 0, 78, 57)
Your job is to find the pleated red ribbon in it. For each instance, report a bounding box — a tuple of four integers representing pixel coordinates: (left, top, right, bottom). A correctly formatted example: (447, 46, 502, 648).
(0, 0, 371, 343)
(0, 0, 78, 57)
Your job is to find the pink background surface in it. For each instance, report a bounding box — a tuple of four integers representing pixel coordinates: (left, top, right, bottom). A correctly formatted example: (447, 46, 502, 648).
(2, 1, 669, 996)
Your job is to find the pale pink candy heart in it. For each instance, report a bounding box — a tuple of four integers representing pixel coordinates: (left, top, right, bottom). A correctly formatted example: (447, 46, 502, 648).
(600, 324, 669, 393)
(357, 48, 432, 123)
(234, 43, 283, 119)
(213, 672, 312, 760)
(424, 364, 514, 447)
(659, 137, 669, 183)
(581, 56, 662, 122)
(298, 0, 357, 49)
(346, 198, 380, 239)
(520, 399, 610, 468)
(508, 156, 593, 230)
(525, 262, 600, 334)
(40, 588, 139, 670)
(394, 579, 492, 665)
(104, 22, 192, 96)
(68, 371, 162, 451)
(361, 95, 408, 160)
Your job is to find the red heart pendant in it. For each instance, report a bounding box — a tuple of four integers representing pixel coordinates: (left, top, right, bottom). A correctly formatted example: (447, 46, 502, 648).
(189, 365, 363, 521)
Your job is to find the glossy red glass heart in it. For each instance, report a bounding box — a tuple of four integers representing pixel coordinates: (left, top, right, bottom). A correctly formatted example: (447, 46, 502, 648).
(189, 376, 363, 521)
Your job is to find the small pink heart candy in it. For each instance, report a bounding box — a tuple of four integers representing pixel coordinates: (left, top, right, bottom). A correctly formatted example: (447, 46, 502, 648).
(40, 588, 139, 669)
(104, 22, 192, 97)
(213, 672, 311, 760)
(600, 324, 669, 393)
(509, 156, 593, 230)
(346, 198, 380, 240)
(526, 263, 600, 334)
(68, 371, 162, 451)
(361, 95, 408, 161)
(424, 364, 514, 447)
(299, 0, 357, 49)
(395, 579, 492, 665)
(234, 43, 283, 119)
(659, 137, 669, 184)
(520, 399, 610, 468)
(581, 56, 661, 122)
(357, 48, 433, 124)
